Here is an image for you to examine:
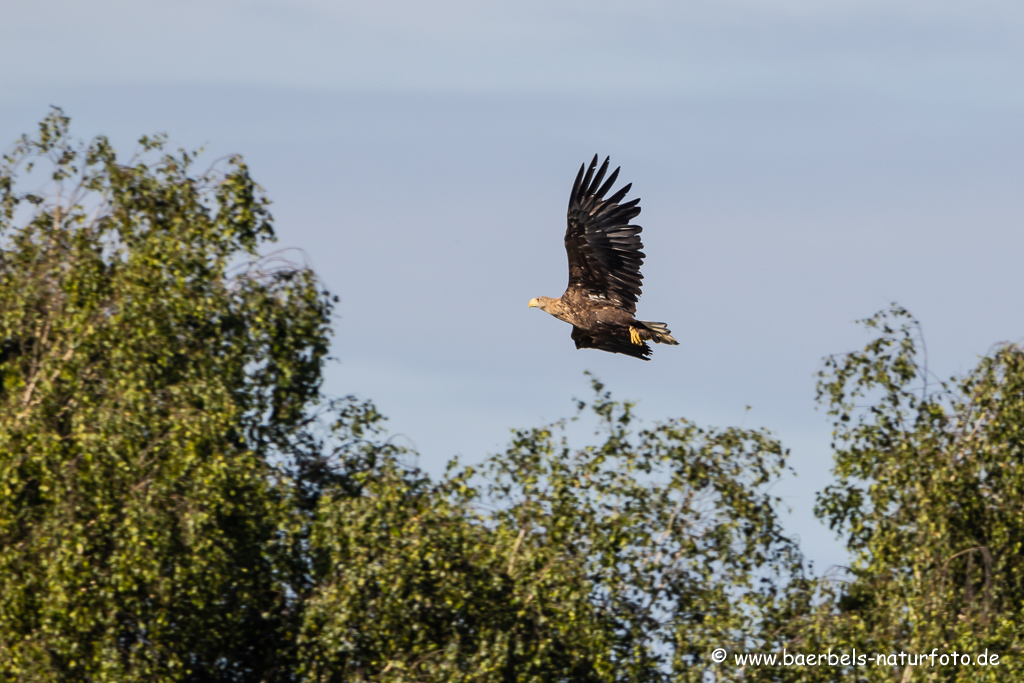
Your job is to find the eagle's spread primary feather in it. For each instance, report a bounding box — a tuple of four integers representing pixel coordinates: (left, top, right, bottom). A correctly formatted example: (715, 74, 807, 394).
(529, 155, 678, 360)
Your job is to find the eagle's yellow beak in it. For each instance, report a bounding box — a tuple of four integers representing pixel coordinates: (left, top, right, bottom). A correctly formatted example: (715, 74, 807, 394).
(528, 298, 539, 308)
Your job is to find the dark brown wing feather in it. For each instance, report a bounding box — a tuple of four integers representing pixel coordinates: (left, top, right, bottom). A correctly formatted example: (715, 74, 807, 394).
(571, 325, 651, 361)
(564, 155, 644, 314)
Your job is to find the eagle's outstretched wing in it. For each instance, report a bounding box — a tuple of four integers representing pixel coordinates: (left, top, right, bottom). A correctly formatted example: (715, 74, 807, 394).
(564, 155, 645, 314)
(571, 325, 652, 361)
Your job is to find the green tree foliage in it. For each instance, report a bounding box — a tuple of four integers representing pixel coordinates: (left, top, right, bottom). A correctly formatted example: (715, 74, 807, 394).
(300, 379, 809, 682)
(0, 110, 334, 680)
(16, 111, 1024, 683)
(790, 307, 1024, 681)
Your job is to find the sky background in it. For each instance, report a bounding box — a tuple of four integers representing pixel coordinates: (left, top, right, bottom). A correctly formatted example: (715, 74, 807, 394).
(4, 0, 1024, 572)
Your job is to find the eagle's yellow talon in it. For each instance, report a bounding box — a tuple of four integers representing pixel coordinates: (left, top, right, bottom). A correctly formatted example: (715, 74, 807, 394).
(629, 326, 642, 345)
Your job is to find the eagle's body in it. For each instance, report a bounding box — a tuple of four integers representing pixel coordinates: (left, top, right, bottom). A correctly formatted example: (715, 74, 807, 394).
(529, 155, 678, 361)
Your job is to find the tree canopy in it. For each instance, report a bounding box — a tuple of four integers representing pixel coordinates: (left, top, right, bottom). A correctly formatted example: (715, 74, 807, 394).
(788, 307, 1024, 681)
(2, 111, 1023, 682)
(0, 108, 333, 680)
(299, 378, 807, 682)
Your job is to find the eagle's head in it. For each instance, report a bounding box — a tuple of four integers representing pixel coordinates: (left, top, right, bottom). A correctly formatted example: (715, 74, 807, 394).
(528, 296, 557, 313)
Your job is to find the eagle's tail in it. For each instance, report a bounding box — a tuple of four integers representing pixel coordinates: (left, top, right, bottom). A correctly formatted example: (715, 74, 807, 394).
(639, 321, 679, 346)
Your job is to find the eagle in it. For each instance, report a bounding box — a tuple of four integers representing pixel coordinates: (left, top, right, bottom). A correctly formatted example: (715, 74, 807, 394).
(529, 155, 679, 361)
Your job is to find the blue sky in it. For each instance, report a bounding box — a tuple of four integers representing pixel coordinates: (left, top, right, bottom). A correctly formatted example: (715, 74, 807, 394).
(4, 0, 1024, 571)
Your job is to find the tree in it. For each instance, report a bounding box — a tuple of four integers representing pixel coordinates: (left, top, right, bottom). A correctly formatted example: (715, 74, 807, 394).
(299, 378, 809, 682)
(0, 109, 333, 680)
(793, 306, 1024, 681)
